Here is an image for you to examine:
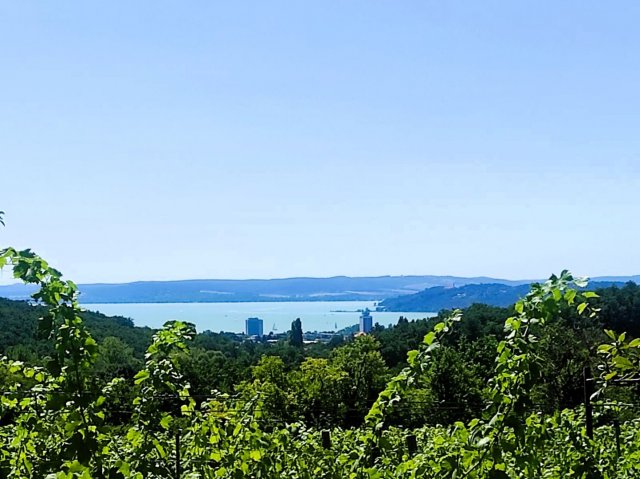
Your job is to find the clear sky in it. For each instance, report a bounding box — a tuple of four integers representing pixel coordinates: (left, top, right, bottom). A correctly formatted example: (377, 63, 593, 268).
(1, 1, 639, 283)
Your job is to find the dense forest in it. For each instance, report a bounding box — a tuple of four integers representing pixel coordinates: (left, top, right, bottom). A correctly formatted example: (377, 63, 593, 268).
(1, 243, 640, 476)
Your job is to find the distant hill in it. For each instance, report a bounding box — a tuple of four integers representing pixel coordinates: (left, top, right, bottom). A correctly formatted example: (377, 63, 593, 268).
(0, 275, 636, 305)
(379, 283, 531, 311)
(379, 280, 629, 312)
(0, 275, 530, 303)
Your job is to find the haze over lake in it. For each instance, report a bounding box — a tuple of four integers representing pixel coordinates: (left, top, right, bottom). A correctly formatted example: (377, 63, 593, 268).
(84, 301, 435, 333)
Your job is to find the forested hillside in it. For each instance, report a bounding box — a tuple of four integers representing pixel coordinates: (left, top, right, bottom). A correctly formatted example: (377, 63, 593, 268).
(0, 298, 153, 360)
(380, 280, 627, 311)
(380, 283, 531, 311)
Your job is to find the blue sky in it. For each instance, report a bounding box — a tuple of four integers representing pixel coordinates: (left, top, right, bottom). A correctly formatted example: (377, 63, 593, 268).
(1, 1, 639, 283)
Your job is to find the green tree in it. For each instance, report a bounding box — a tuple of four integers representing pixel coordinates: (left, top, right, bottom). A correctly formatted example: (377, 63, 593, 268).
(423, 346, 485, 424)
(289, 317, 303, 348)
(94, 336, 142, 380)
(290, 357, 348, 427)
(237, 355, 296, 423)
(332, 335, 389, 424)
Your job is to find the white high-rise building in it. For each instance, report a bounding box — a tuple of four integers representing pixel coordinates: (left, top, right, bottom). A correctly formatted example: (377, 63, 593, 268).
(245, 317, 264, 337)
(359, 308, 373, 334)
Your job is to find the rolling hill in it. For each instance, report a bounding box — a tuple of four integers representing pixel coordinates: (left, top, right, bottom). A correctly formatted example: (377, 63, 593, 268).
(0, 275, 636, 306)
(0, 275, 529, 303)
(378, 280, 628, 312)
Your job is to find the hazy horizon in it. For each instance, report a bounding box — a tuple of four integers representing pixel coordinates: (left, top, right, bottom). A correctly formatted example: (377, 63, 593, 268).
(2, 271, 638, 288)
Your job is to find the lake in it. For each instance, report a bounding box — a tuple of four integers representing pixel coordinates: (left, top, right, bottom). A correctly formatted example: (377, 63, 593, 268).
(83, 301, 436, 333)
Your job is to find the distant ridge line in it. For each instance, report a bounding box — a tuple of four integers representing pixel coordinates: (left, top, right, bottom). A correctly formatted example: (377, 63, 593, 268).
(0, 275, 638, 305)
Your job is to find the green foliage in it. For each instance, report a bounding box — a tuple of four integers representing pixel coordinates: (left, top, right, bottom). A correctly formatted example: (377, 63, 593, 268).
(597, 327, 640, 387)
(0, 246, 108, 476)
(236, 338, 390, 428)
(94, 336, 142, 380)
(0, 297, 153, 364)
(332, 335, 389, 424)
(1, 238, 639, 477)
(422, 345, 485, 424)
(365, 310, 463, 433)
(594, 282, 640, 338)
(290, 357, 348, 427)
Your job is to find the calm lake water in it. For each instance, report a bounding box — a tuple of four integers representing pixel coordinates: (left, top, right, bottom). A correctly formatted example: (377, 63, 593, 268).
(83, 301, 436, 333)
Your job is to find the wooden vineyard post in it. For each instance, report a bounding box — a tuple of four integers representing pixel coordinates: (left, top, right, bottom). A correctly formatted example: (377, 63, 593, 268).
(405, 434, 417, 456)
(175, 430, 181, 479)
(321, 430, 331, 449)
(614, 419, 621, 459)
(583, 367, 594, 439)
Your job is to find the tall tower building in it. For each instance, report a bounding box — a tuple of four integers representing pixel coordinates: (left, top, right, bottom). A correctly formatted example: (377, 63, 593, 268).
(359, 308, 373, 334)
(245, 317, 264, 337)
